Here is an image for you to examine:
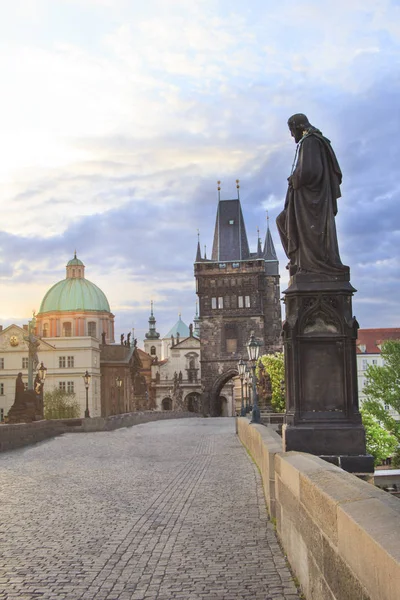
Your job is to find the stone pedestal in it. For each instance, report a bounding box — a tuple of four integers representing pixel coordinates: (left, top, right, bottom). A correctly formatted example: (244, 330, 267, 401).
(282, 270, 373, 472)
(7, 390, 43, 424)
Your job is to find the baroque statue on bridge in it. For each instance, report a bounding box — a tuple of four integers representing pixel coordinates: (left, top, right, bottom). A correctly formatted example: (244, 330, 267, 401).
(276, 113, 348, 277)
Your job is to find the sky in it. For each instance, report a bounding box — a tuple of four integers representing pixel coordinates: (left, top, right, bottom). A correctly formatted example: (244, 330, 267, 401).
(1, 0, 400, 344)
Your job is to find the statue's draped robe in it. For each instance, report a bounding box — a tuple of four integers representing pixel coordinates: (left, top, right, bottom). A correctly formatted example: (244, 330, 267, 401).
(276, 132, 347, 275)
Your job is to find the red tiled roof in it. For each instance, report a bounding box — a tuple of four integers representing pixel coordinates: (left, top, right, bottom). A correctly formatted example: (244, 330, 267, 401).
(356, 328, 400, 354)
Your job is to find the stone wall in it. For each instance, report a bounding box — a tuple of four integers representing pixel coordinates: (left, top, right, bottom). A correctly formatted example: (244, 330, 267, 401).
(237, 417, 400, 600)
(0, 411, 201, 452)
(0, 420, 65, 452)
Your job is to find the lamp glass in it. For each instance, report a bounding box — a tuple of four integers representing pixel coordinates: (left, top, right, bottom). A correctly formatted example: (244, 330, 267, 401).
(238, 358, 246, 377)
(247, 333, 260, 362)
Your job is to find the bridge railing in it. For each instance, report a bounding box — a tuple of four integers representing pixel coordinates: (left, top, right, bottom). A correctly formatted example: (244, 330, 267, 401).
(237, 416, 400, 600)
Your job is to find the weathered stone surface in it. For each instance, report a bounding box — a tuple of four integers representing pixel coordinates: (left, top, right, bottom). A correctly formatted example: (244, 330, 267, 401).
(0, 418, 300, 600)
(237, 418, 400, 600)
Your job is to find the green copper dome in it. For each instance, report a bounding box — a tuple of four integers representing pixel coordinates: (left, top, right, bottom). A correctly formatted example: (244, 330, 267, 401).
(38, 253, 110, 314)
(39, 278, 110, 314)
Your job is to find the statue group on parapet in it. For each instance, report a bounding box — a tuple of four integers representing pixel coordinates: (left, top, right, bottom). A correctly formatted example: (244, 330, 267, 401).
(120, 332, 137, 348)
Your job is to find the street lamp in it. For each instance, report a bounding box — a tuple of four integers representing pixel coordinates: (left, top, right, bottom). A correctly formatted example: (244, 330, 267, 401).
(247, 332, 261, 424)
(116, 376, 123, 414)
(37, 362, 47, 384)
(238, 358, 246, 417)
(245, 367, 251, 413)
(83, 370, 91, 418)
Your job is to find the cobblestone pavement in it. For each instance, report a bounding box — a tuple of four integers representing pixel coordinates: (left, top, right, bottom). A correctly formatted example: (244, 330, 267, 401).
(0, 418, 300, 600)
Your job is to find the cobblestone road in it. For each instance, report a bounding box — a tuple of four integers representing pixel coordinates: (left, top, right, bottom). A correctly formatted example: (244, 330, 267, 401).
(0, 418, 300, 600)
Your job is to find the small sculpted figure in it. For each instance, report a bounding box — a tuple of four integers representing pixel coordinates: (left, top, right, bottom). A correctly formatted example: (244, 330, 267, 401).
(276, 114, 348, 276)
(15, 373, 25, 404)
(101, 332, 106, 345)
(127, 332, 131, 347)
(120, 333, 124, 346)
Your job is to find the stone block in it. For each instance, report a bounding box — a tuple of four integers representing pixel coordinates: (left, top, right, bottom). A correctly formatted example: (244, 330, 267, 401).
(338, 497, 400, 600)
(321, 534, 370, 600)
(299, 467, 382, 546)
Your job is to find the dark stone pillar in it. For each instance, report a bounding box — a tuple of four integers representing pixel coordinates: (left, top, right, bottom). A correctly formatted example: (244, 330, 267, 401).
(282, 270, 374, 473)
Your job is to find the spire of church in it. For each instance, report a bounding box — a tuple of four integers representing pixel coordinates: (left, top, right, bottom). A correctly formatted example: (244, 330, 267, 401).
(263, 212, 279, 275)
(211, 179, 250, 261)
(193, 301, 200, 338)
(145, 301, 160, 339)
(195, 230, 202, 262)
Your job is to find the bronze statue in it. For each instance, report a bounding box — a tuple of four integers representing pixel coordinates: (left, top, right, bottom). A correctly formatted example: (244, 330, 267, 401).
(15, 373, 25, 404)
(276, 114, 348, 276)
(120, 333, 124, 345)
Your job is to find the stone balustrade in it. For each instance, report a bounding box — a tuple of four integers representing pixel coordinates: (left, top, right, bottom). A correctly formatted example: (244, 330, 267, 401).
(237, 416, 400, 600)
(0, 411, 200, 452)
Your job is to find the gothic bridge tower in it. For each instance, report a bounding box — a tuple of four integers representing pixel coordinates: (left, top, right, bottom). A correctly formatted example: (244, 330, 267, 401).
(195, 182, 282, 416)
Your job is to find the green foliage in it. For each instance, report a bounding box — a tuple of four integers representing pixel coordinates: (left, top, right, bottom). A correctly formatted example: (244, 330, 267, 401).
(362, 340, 400, 466)
(363, 340, 400, 412)
(44, 387, 80, 420)
(256, 352, 285, 413)
(361, 409, 398, 466)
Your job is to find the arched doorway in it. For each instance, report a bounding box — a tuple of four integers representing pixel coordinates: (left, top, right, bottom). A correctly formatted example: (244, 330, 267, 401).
(209, 369, 238, 416)
(186, 392, 201, 413)
(162, 397, 172, 411)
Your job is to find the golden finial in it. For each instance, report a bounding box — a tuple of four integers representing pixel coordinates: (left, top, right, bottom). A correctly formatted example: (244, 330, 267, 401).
(236, 179, 240, 189)
(217, 180, 221, 191)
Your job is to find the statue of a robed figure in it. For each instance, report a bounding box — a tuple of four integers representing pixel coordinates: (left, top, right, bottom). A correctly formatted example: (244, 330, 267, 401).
(277, 114, 373, 474)
(277, 114, 348, 277)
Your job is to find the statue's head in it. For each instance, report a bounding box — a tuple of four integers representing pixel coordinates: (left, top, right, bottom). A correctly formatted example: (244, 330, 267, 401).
(288, 113, 311, 143)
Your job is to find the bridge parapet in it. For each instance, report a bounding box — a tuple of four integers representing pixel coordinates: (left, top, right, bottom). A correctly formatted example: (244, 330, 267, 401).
(237, 417, 400, 600)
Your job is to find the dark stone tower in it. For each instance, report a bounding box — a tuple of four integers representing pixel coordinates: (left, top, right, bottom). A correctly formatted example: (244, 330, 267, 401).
(195, 182, 282, 416)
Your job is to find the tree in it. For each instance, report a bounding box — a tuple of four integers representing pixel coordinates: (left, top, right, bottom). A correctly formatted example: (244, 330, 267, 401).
(256, 352, 285, 413)
(362, 340, 400, 466)
(44, 388, 80, 420)
(361, 409, 398, 466)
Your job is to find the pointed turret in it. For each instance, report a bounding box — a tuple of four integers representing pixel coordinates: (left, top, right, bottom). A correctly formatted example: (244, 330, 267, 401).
(195, 231, 202, 262)
(211, 180, 250, 261)
(263, 215, 279, 275)
(145, 301, 160, 339)
(193, 301, 200, 338)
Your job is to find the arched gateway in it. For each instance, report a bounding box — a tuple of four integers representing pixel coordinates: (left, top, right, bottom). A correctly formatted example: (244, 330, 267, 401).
(195, 184, 282, 416)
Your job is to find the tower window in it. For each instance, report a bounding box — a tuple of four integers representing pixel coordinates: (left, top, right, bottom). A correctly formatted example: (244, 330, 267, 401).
(43, 323, 49, 337)
(229, 220, 235, 225)
(211, 298, 217, 309)
(150, 346, 156, 356)
(218, 297, 224, 309)
(88, 322, 96, 337)
(22, 358, 28, 369)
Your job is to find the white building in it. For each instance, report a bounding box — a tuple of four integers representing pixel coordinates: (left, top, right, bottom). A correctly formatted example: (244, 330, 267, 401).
(357, 328, 400, 419)
(143, 306, 234, 414)
(0, 253, 115, 420)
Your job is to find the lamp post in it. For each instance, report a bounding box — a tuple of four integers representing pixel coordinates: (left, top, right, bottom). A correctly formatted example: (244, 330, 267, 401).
(116, 376, 123, 414)
(83, 370, 91, 418)
(247, 332, 261, 424)
(238, 358, 246, 416)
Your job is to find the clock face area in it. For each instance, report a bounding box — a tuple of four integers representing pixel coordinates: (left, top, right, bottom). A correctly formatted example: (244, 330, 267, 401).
(10, 335, 19, 347)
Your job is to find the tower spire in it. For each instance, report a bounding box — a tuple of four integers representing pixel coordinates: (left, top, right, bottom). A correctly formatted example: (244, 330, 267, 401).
(193, 300, 200, 338)
(263, 211, 279, 275)
(195, 229, 202, 262)
(145, 300, 160, 339)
